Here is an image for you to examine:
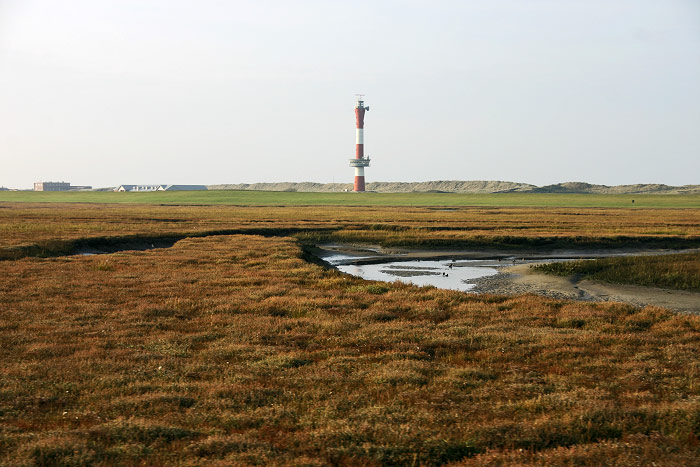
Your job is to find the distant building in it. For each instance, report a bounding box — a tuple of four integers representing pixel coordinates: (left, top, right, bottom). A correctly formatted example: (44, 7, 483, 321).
(157, 185, 207, 191)
(34, 181, 70, 191)
(115, 184, 207, 192)
(115, 185, 161, 192)
(33, 182, 92, 191)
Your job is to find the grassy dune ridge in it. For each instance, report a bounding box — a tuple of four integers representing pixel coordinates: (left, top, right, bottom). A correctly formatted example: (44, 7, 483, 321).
(1, 200, 700, 464)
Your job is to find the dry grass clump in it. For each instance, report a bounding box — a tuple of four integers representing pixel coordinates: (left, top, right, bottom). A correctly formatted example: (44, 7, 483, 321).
(1, 233, 699, 465)
(454, 432, 700, 466)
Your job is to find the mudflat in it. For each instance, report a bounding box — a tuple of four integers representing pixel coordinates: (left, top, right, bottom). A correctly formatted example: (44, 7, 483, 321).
(471, 264, 700, 314)
(320, 244, 700, 313)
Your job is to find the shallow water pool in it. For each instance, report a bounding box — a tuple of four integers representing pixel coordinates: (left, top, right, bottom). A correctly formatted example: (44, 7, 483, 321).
(336, 259, 499, 291)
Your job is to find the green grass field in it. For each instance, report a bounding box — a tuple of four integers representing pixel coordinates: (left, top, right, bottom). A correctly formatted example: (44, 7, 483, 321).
(2, 190, 700, 207)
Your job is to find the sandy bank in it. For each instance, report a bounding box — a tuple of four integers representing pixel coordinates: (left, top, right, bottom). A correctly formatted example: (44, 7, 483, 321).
(471, 264, 700, 314)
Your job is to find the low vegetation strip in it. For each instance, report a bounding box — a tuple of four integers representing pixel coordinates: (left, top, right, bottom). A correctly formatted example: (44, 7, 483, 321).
(2, 190, 700, 207)
(533, 252, 700, 292)
(1, 234, 699, 465)
(0, 227, 339, 261)
(301, 231, 700, 251)
(4, 231, 700, 262)
(3, 203, 700, 251)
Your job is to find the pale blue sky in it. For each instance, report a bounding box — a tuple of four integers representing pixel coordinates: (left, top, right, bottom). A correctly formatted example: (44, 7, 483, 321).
(1, 0, 699, 189)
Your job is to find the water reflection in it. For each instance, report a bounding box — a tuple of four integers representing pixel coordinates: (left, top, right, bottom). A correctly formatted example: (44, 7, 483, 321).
(336, 260, 498, 291)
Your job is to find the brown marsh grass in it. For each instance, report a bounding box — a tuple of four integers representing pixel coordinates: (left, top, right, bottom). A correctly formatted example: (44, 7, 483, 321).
(1, 231, 699, 464)
(1, 202, 700, 464)
(2, 203, 700, 255)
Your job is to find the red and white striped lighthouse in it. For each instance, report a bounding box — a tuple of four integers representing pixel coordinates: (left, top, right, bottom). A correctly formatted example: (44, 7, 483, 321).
(350, 95, 370, 192)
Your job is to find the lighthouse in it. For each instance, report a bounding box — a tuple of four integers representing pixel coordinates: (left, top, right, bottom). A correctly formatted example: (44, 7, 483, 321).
(349, 95, 371, 192)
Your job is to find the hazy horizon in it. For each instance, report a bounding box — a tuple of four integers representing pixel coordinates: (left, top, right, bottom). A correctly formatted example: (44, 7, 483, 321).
(2, 0, 699, 190)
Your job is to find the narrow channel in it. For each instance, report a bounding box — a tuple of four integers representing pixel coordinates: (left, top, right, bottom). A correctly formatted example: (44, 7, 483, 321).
(316, 244, 697, 295)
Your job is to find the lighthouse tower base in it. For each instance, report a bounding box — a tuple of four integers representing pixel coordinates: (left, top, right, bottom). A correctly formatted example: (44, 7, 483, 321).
(350, 158, 370, 192)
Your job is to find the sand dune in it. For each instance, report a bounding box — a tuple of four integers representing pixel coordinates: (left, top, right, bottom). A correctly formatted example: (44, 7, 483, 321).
(208, 180, 700, 194)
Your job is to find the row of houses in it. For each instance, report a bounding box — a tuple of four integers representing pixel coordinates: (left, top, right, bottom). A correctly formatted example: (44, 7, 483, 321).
(115, 185, 207, 192)
(31, 181, 207, 192)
